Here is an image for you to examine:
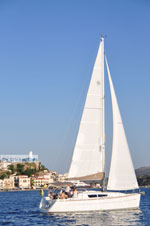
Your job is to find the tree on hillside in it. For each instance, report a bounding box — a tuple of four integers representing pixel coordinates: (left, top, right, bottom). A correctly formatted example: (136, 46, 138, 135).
(8, 164, 15, 174)
(22, 168, 36, 177)
(137, 176, 150, 186)
(39, 163, 49, 171)
(16, 164, 24, 175)
(0, 173, 7, 180)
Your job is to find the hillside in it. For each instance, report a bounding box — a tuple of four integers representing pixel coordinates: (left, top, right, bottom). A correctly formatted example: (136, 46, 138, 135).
(135, 167, 150, 186)
(135, 167, 150, 177)
(0, 162, 48, 179)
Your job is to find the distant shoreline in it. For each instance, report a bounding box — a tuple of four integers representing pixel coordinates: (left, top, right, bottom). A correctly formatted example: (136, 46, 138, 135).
(0, 186, 150, 192)
(0, 188, 48, 192)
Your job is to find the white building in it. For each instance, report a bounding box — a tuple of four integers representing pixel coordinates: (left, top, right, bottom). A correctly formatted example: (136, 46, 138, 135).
(0, 151, 38, 163)
(0, 162, 11, 170)
(0, 179, 4, 189)
(32, 173, 53, 188)
(15, 175, 31, 189)
(3, 176, 15, 189)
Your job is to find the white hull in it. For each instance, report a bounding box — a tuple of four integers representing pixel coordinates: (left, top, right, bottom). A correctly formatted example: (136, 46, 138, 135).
(39, 191, 140, 213)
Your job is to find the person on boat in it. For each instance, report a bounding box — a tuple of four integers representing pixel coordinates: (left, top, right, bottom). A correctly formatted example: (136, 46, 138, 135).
(65, 185, 71, 193)
(65, 185, 71, 197)
(48, 190, 54, 199)
(59, 191, 67, 199)
(73, 187, 78, 198)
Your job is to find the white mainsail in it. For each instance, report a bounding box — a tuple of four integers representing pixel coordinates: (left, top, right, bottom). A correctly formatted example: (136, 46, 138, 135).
(105, 56, 139, 190)
(68, 37, 105, 180)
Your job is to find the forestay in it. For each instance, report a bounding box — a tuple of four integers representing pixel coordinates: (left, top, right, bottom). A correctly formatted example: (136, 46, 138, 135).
(105, 56, 139, 191)
(68, 37, 105, 181)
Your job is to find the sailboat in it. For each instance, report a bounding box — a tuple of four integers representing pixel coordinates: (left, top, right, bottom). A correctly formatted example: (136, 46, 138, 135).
(39, 37, 141, 213)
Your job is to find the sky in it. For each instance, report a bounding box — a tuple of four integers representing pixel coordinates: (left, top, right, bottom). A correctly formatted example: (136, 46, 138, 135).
(0, 0, 150, 174)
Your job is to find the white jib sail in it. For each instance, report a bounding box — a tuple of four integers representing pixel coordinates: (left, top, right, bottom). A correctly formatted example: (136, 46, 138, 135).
(68, 37, 105, 180)
(105, 56, 139, 190)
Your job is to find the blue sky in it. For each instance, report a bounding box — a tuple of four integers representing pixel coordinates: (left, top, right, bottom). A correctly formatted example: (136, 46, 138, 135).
(0, 0, 150, 174)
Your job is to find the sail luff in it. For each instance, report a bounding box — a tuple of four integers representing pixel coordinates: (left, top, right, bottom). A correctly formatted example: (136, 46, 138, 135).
(105, 56, 139, 190)
(68, 38, 105, 180)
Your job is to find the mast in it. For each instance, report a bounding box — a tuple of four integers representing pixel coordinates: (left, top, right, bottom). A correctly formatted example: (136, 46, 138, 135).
(101, 36, 105, 176)
(100, 35, 106, 190)
(101, 36, 106, 188)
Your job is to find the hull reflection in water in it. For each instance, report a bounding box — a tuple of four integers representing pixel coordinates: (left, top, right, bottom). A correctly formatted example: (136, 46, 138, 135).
(48, 209, 142, 226)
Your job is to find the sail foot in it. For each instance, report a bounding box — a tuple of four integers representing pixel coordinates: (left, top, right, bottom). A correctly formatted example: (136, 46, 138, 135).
(68, 172, 105, 181)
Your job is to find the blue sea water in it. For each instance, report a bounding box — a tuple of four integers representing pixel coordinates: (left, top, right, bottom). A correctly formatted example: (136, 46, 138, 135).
(0, 188, 150, 226)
